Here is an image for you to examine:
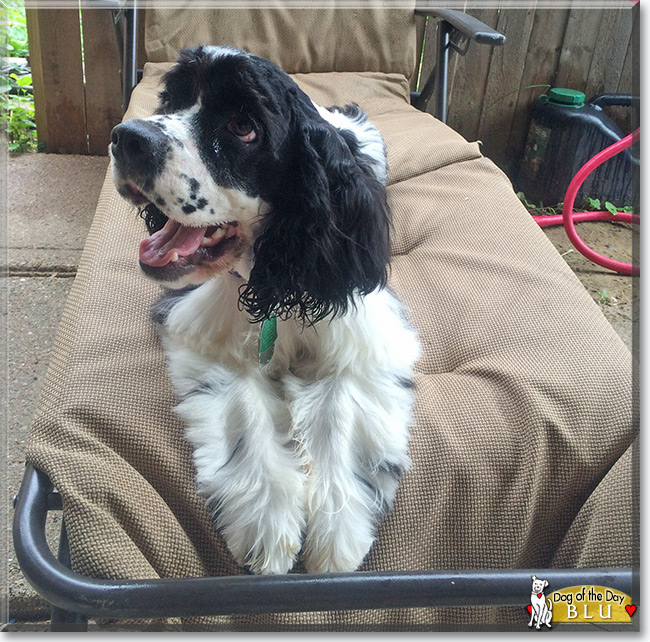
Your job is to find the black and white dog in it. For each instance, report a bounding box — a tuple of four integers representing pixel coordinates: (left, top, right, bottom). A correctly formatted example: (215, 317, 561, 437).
(110, 46, 420, 574)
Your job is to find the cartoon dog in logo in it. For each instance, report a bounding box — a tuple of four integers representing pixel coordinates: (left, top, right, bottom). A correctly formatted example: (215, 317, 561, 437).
(528, 575, 553, 629)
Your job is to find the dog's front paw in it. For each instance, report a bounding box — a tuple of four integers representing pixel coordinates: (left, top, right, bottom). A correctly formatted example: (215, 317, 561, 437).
(302, 486, 376, 573)
(303, 531, 374, 574)
(221, 517, 303, 575)
(212, 471, 307, 575)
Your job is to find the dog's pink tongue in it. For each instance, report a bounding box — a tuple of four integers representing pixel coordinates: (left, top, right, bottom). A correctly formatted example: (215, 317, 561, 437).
(139, 219, 207, 267)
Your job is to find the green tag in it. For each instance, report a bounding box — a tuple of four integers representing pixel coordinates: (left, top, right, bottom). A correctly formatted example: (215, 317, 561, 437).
(259, 316, 277, 366)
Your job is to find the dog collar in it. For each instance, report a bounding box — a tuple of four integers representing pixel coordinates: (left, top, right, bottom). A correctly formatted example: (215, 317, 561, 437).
(259, 316, 277, 365)
(227, 267, 276, 364)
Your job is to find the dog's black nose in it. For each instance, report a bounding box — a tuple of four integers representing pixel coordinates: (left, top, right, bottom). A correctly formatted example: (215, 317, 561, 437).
(110, 120, 169, 175)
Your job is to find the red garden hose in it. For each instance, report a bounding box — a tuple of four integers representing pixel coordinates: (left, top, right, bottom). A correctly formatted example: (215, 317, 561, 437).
(533, 127, 640, 276)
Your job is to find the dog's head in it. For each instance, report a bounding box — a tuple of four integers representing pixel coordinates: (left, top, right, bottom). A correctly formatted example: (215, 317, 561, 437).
(531, 576, 549, 593)
(110, 45, 390, 324)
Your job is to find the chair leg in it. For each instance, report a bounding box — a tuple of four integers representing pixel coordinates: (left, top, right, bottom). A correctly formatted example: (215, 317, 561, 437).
(434, 20, 451, 123)
(50, 606, 88, 632)
(49, 520, 88, 632)
(412, 20, 451, 119)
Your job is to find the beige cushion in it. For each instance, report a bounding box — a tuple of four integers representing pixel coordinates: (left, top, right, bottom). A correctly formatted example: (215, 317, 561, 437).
(27, 63, 637, 630)
(144, 7, 417, 79)
(552, 439, 638, 569)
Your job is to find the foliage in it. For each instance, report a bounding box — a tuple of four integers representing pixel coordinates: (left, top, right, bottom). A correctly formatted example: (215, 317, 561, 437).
(516, 191, 563, 216)
(583, 197, 635, 216)
(1, 65, 38, 153)
(1, 1, 38, 153)
(1, 0, 29, 57)
(597, 290, 613, 306)
(517, 192, 637, 217)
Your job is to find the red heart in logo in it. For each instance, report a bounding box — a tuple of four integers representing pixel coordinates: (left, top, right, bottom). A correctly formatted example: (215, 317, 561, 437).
(625, 605, 637, 617)
(526, 605, 532, 614)
(537, 593, 542, 598)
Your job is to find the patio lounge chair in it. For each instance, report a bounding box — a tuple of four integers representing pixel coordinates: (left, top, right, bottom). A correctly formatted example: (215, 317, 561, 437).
(13, 3, 638, 631)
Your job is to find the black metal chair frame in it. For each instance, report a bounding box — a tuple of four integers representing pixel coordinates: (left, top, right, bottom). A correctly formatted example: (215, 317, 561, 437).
(11, 3, 637, 631)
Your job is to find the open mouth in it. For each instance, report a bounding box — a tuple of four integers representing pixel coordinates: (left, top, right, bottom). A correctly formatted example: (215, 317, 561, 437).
(139, 217, 243, 278)
(115, 178, 247, 281)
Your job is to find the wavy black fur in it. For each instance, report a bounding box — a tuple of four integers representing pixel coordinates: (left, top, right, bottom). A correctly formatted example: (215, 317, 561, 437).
(240, 89, 391, 324)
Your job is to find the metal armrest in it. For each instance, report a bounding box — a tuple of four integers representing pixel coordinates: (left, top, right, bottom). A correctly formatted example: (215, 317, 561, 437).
(412, 8, 505, 120)
(415, 8, 505, 46)
(13, 463, 636, 630)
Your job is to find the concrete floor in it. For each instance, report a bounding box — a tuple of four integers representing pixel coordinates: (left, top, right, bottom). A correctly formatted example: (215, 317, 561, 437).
(4, 153, 109, 627)
(2, 152, 637, 631)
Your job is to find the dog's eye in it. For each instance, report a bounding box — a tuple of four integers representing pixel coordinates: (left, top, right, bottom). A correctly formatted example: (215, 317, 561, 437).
(227, 115, 257, 143)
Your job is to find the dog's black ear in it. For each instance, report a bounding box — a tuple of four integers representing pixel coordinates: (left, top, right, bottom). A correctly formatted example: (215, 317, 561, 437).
(241, 106, 391, 325)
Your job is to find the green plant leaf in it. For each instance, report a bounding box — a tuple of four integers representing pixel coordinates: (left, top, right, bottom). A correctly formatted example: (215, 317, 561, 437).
(597, 290, 611, 306)
(517, 191, 537, 210)
(605, 201, 619, 216)
(16, 75, 32, 87)
(585, 197, 601, 210)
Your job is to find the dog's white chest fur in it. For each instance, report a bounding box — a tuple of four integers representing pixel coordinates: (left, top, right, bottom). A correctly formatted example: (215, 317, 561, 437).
(155, 276, 419, 574)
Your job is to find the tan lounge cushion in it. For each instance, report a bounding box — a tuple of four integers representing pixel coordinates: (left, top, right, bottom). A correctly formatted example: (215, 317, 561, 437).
(26, 63, 636, 630)
(145, 6, 417, 79)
